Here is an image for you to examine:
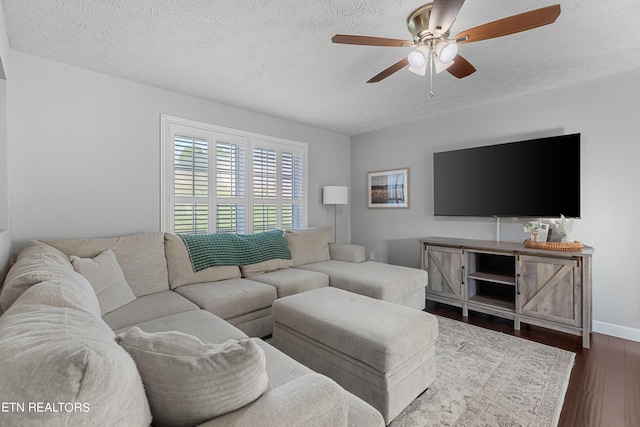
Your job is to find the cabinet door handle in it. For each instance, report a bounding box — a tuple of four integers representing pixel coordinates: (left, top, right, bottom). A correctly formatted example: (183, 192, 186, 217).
(460, 266, 465, 285)
(516, 273, 521, 295)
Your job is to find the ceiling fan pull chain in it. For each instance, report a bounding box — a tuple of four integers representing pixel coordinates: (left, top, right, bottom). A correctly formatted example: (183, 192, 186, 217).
(429, 50, 434, 97)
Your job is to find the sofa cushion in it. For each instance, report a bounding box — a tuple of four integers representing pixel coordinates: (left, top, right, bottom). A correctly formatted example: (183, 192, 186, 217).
(298, 260, 427, 310)
(250, 268, 329, 298)
(0, 240, 76, 311)
(116, 309, 248, 341)
(70, 249, 137, 315)
(0, 287, 152, 426)
(164, 233, 241, 289)
(116, 327, 268, 426)
(240, 257, 293, 278)
(285, 226, 332, 267)
(197, 373, 349, 427)
(253, 340, 385, 427)
(43, 232, 169, 297)
(174, 278, 277, 321)
(102, 290, 199, 331)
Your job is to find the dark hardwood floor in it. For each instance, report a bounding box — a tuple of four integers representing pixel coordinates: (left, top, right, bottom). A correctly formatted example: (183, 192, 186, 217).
(425, 301, 640, 427)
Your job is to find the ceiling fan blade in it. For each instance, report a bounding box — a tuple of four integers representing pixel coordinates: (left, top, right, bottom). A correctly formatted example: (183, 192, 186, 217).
(429, 0, 466, 34)
(331, 34, 413, 47)
(367, 57, 410, 83)
(454, 4, 560, 44)
(446, 54, 476, 79)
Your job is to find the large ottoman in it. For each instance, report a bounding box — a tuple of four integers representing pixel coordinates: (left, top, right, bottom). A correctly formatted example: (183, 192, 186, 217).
(272, 287, 438, 424)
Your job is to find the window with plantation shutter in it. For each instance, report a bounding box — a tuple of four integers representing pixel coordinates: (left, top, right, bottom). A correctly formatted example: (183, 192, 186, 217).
(161, 115, 307, 234)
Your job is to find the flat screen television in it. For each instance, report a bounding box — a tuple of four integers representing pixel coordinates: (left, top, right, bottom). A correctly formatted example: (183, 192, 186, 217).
(433, 133, 580, 218)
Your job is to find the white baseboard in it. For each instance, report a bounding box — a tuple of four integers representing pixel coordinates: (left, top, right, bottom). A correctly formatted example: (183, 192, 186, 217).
(593, 320, 640, 342)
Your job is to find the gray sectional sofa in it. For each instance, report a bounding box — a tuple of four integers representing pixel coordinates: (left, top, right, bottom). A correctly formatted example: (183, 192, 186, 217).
(0, 226, 427, 426)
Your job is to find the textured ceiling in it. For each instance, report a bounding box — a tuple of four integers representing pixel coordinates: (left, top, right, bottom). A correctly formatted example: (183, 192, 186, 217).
(3, 0, 640, 136)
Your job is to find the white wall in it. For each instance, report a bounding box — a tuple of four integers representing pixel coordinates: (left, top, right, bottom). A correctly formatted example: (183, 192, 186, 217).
(7, 51, 351, 251)
(0, 3, 11, 285)
(351, 69, 640, 340)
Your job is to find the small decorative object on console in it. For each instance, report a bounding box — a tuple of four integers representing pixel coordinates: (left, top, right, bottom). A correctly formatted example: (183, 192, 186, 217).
(555, 214, 575, 243)
(523, 220, 542, 241)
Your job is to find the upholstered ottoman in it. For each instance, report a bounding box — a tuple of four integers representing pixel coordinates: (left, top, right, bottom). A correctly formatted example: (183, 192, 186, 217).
(272, 287, 438, 424)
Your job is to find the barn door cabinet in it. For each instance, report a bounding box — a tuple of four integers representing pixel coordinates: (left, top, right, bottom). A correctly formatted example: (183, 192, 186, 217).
(420, 237, 594, 348)
(423, 245, 464, 307)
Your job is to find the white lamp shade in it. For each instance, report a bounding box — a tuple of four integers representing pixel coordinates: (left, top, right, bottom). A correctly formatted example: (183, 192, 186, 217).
(409, 46, 429, 76)
(437, 42, 458, 64)
(407, 50, 426, 68)
(323, 186, 348, 205)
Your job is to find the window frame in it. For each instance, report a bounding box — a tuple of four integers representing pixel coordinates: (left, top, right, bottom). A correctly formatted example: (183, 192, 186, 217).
(160, 114, 308, 234)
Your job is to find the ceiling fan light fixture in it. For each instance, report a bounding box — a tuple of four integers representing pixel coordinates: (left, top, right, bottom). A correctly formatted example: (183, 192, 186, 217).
(436, 41, 458, 64)
(407, 50, 426, 68)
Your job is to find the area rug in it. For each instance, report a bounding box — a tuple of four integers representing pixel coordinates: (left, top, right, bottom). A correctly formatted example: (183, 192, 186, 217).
(391, 316, 575, 427)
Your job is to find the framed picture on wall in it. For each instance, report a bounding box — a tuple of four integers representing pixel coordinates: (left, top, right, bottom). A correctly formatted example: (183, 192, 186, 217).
(367, 168, 410, 209)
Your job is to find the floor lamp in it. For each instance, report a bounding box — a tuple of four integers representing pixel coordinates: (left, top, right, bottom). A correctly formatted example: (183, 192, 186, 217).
(323, 186, 349, 242)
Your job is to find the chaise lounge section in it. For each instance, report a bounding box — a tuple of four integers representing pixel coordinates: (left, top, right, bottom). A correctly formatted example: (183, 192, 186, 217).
(282, 227, 427, 310)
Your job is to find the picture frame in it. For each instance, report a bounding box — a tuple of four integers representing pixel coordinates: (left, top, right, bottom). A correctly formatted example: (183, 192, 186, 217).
(537, 223, 550, 242)
(367, 168, 410, 209)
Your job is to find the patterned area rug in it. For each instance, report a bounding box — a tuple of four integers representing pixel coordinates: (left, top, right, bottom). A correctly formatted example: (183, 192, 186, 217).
(391, 316, 575, 427)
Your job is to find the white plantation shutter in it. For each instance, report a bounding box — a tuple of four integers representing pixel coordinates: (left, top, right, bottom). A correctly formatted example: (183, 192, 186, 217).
(216, 138, 247, 234)
(161, 115, 307, 234)
(281, 151, 304, 230)
(173, 135, 209, 234)
(253, 146, 277, 233)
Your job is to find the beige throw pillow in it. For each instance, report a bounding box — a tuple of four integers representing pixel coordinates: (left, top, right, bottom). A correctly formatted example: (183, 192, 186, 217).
(285, 226, 332, 267)
(116, 327, 269, 427)
(71, 249, 136, 315)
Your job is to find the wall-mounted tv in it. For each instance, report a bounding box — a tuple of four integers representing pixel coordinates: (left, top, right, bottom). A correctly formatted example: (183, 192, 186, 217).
(433, 133, 580, 218)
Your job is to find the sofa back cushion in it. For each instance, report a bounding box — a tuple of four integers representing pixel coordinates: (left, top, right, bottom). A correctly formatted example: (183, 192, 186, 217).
(0, 283, 152, 426)
(116, 327, 268, 426)
(285, 226, 332, 267)
(13, 276, 102, 319)
(0, 240, 78, 311)
(164, 233, 241, 289)
(43, 232, 169, 297)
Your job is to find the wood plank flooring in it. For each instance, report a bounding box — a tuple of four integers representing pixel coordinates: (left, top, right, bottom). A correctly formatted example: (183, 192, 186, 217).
(425, 301, 640, 427)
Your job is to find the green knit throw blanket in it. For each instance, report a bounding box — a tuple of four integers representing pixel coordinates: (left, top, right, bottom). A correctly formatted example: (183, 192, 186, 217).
(180, 230, 292, 272)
